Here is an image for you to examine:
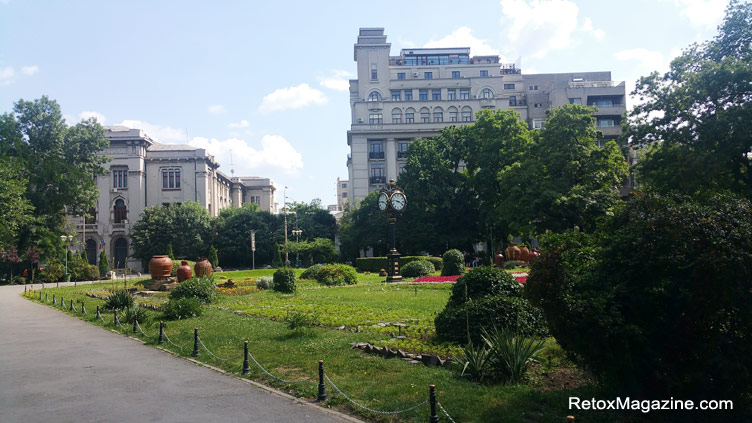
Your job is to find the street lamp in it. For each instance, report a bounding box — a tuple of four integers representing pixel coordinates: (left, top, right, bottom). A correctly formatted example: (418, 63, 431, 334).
(292, 229, 303, 268)
(60, 234, 73, 286)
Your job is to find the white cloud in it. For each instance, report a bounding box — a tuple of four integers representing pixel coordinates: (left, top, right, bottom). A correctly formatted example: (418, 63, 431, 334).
(675, 0, 727, 28)
(117, 120, 189, 144)
(0, 66, 14, 80)
(189, 135, 303, 175)
(499, 0, 604, 59)
(79, 111, 107, 124)
(614, 48, 667, 73)
(258, 83, 327, 112)
(207, 104, 225, 114)
(318, 70, 354, 92)
(21, 65, 39, 76)
(227, 119, 250, 128)
(424, 27, 502, 57)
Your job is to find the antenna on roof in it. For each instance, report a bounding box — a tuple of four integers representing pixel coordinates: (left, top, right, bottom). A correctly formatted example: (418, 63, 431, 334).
(229, 149, 235, 176)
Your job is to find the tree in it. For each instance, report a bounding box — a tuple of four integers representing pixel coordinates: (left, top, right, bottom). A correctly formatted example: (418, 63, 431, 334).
(290, 199, 337, 241)
(98, 250, 110, 277)
(213, 203, 281, 267)
(0, 157, 33, 249)
(208, 245, 218, 268)
(627, 1, 752, 198)
(130, 202, 213, 262)
(338, 192, 390, 262)
(0, 96, 108, 261)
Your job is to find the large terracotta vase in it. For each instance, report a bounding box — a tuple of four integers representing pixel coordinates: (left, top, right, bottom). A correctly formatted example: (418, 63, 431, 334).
(505, 244, 520, 261)
(149, 255, 172, 279)
(177, 261, 193, 282)
(494, 252, 505, 268)
(519, 246, 530, 262)
(194, 257, 213, 278)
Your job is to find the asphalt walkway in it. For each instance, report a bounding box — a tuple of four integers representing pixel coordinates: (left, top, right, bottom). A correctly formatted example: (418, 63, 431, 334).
(0, 283, 360, 423)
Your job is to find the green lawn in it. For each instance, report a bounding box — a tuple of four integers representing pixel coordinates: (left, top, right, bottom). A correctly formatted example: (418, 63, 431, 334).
(22, 270, 634, 423)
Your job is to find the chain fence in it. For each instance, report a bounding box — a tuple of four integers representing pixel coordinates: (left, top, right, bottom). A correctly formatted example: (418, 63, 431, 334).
(438, 402, 457, 423)
(196, 336, 244, 361)
(324, 374, 429, 415)
(246, 350, 315, 383)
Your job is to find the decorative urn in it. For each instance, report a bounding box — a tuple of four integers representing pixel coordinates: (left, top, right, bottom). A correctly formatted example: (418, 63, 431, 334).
(149, 255, 172, 279)
(194, 257, 213, 278)
(177, 260, 193, 282)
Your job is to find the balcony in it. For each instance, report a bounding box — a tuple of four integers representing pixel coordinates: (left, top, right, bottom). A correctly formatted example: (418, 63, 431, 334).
(595, 125, 621, 137)
(76, 223, 98, 232)
(479, 98, 496, 108)
(509, 99, 527, 107)
(370, 176, 386, 185)
(591, 104, 626, 115)
(569, 81, 622, 88)
(397, 151, 407, 159)
(369, 151, 385, 159)
(112, 222, 128, 230)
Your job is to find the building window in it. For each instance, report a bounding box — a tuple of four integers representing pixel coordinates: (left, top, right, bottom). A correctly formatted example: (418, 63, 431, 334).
(462, 108, 473, 122)
(112, 169, 127, 189)
(447, 89, 456, 100)
(509, 96, 518, 106)
(342, 192, 347, 198)
(480, 70, 488, 77)
(533, 119, 545, 130)
(460, 89, 470, 100)
(370, 163, 385, 184)
(371, 68, 377, 80)
(597, 118, 616, 127)
(452, 71, 460, 79)
(114, 199, 127, 223)
(504, 83, 515, 90)
(391, 90, 401, 101)
(367, 91, 382, 101)
(404, 90, 413, 101)
(398, 141, 409, 158)
(419, 90, 428, 101)
(432, 89, 441, 100)
(392, 110, 402, 123)
(433, 111, 443, 122)
(534, 103, 544, 108)
(569, 98, 582, 105)
(480, 88, 493, 99)
(421, 111, 430, 123)
(369, 113, 383, 124)
(397, 72, 405, 80)
(405, 112, 415, 123)
(342, 183, 347, 188)
(529, 85, 539, 90)
(424, 72, 432, 79)
(162, 169, 181, 189)
(449, 111, 458, 122)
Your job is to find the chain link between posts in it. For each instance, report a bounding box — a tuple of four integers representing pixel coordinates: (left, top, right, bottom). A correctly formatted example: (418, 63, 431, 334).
(324, 374, 429, 415)
(246, 350, 315, 383)
(161, 329, 186, 349)
(196, 336, 244, 361)
(438, 402, 457, 423)
(135, 320, 152, 338)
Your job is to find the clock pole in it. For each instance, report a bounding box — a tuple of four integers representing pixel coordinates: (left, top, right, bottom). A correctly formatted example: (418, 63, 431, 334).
(379, 180, 406, 282)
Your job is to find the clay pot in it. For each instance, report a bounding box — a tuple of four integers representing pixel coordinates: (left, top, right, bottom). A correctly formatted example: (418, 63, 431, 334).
(149, 255, 172, 278)
(194, 257, 213, 278)
(529, 250, 540, 263)
(494, 252, 505, 268)
(519, 246, 530, 262)
(505, 244, 521, 261)
(177, 260, 193, 282)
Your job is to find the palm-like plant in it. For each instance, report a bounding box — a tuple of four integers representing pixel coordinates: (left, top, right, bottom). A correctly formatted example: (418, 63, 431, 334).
(456, 342, 492, 383)
(483, 326, 544, 383)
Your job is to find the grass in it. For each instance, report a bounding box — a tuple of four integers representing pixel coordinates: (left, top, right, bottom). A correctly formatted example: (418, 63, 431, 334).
(21, 271, 636, 423)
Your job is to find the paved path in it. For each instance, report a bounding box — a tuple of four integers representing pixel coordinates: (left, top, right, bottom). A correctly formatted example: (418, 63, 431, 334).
(0, 284, 360, 423)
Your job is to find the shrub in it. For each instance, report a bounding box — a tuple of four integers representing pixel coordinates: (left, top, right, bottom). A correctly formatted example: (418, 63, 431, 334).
(299, 264, 324, 280)
(162, 297, 202, 320)
(256, 276, 274, 290)
(169, 275, 216, 304)
(99, 250, 110, 277)
(285, 310, 320, 330)
(39, 262, 64, 283)
(120, 305, 152, 325)
(456, 342, 492, 383)
(483, 327, 544, 384)
(83, 264, 100, 281)
(401, 260, 435, 278)
(104, 289, 135, 310)
(355, 256, 443, 273)
(273, 267, 296, 293)
(315, 264, 357, 286)
(208, 245, 218, 268)
(441, 249, 465, 276)
(526, 192, 752, 406)
(447, 266, 521, 306)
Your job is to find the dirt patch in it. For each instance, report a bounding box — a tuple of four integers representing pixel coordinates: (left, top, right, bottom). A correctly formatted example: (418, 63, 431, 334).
(527, 362, 594, 391)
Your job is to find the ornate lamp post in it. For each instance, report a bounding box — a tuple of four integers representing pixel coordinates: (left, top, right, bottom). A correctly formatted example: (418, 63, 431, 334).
(292, 229, 303, 268)
(377, 180, 407, 282)
(60, 234, 73, 285)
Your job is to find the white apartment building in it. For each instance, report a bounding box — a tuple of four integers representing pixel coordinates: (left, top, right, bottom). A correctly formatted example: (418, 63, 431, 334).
(346, 28, 627, 201)
(72, 125, 276, 271)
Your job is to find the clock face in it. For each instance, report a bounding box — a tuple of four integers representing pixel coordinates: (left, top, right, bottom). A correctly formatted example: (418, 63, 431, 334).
(391, 192, 406, 211)
(377, 193, 388, 211)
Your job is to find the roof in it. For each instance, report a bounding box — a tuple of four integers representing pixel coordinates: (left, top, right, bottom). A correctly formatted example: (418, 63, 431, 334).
(147, 142, 198, 152)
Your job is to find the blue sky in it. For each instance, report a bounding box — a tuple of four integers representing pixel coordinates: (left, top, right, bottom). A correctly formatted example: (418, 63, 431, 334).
(1, 0, 729, 205)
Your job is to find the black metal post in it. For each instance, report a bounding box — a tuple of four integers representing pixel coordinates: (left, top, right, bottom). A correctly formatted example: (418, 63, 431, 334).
(158, 322, 164, 345)
(192, 328, 199, 357)
(70, 299, 74, 311)
(52, 295, 56, 305)
(81, 301, 86, 314)
(133, 317, 138, 334)
(429, 385, 439, 423)
(317, 360, 327, 402)
(114, 309, 119, 325)
(60, 297, 64, 308)
(242, 341, 250, 374)
(45, 293, 48, 302)
(39, 291, 42, 300)
(96, 305, 101, 319)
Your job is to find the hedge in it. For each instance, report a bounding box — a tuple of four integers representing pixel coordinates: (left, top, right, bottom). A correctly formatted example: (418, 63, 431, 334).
(355, 256, 443, 273)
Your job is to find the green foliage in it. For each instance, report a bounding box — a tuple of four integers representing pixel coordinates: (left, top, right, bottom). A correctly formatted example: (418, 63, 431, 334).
(39, 262, 64, 283)
(98, 250, 109, 277)
(214, 203, 282, 268)
(285, 310, 320, 331)
(627, 1, 752, 199)
(483, 327, 544, 384)
(170, 275, 216, 304)
(0, 156, 33, 250)
(355, 256, 443, 273)
(272, 242, 282, 267)
(400, 260, 435, 278)
(441, 249, 465, 276)
(120, 304, 152, 325)
(436, 266, 547, 344)
(83, 264, 100, 281)
(68, 251, 90, 281)
(255, 276, 274, 290)
(272, 267, 296, 293)
(289, 199, 337, 241)
(456, 342, 492, 383)
(208, 245, 218, 268)
(283, 238, 339, 265)
(338, 191, 390, 262)
(166, 244, 174, 260)
(130, 202, 213, 262)
(162, 297, 203, 320)
(526, 192, 752, 405)
(315, 264, 357, 286)
(299, 264, 324, 280)
(104, 289, 135, 310)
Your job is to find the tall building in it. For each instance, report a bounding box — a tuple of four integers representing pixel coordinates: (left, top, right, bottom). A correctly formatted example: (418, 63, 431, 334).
(336, 177, 349, 211)
(71, 125, 276, 272)
(346, 28, 627, 201)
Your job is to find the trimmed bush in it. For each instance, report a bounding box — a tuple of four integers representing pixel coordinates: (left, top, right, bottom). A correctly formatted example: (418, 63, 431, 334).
(169, 275, 216, 304)
(441, 249, 465, 276)
(400, 260, 435, 278)
(315, 264, 357, 286)
(300, 264, 324, 280)
(256, 276, 274, 290)
(448, 266, 521, 306)
(98, 250, 110, 277)
(39, 262, 64, 283)
(355, 256, 443, 273)
(83, 264, 100, 281)
(104, 289, 135, 310)
(273, 267, 296, 293)
(162, 297, 202, 320)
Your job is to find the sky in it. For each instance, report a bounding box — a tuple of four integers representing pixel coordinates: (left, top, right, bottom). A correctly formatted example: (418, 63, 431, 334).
(0, 0, 730, 205)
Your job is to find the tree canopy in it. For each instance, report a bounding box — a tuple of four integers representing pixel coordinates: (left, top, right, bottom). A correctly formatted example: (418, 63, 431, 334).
(130, 202, 213, 262)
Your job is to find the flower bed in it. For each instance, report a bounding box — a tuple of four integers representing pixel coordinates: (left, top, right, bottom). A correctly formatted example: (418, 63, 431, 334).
(511, 273, 528, 284)
(411, 275, 461, 283)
